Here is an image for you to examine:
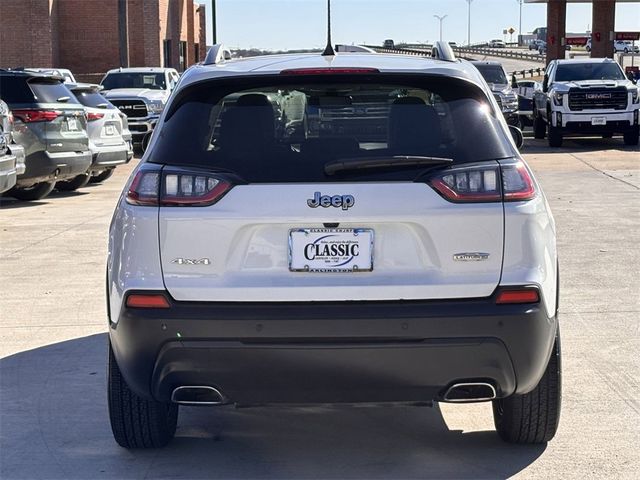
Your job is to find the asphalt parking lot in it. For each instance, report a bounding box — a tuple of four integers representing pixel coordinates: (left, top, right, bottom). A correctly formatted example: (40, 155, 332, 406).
(1, 137, 638, 479)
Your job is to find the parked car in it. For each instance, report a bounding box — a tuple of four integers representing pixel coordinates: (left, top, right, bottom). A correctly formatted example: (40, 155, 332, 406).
(100, 68, 180, 146)
(515, 80, 543, 127)
(383, 39, 395, 49)
(61, 83, 132, 188)
(533, 58, 640, 147)
(24, 68, 76, 83)
(0, 70, 91, 200)
(107, 45, 561, 449)
(489, 39, 506, 48)
(471, 61, 520, 126)
(529, 39, 544, 51)
(613, 40, 639, 54)
(0, 100, 18, 193)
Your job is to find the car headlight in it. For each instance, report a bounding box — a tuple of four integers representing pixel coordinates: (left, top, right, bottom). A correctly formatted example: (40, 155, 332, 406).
(632, 89, 639, 104)
(552, 91, 564, 106)
(147, 100, 165, 114)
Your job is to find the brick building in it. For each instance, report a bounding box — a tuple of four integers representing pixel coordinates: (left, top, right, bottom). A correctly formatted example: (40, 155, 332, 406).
(0, 0, 207, 82)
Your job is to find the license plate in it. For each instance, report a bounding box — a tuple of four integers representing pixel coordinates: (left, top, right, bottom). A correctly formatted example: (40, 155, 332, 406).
(105, 125, 116, 136)
(591, 117, 606, 126)
(67, 118, 78, 131)
(289, 228, 374, 272)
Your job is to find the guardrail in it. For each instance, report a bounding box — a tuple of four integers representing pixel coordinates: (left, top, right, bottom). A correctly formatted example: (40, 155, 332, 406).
(363, 45, 546, 79)
(454, 46, 545, 63)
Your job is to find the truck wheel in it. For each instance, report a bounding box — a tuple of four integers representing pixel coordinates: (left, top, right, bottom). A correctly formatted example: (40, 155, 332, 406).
(548, 125, 563, 147)
(8, 181, 56, 201)
(533, 110, 546, 139)
(90, 168, 115, 183)
(108, 341, 178, 448)
(623, 126, 639, 146)
(56, 173, 91, 192)
(493, 331, 561, 444)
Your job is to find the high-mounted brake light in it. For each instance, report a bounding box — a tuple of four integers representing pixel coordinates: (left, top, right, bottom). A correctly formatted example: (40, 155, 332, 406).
(86, 112, 105, 121)
(281, 67, 380, 75)
(126, 294, 170, 309)
(12, 109, 61, 123)
(496, 288, 540, 304)
(126, 166, 234, 207)
(428, 159, 536, 203)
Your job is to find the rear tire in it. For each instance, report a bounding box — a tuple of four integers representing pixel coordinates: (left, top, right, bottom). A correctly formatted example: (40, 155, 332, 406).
(90, 168, 115, 183)
(56, 173, 90, 191)
(493, 331, 561, 444)
(533, 110, 546, 139)
(548, 125, 563, 147)
(623, 126, 639, 146)
(8, 181, 56, 201)
(108, 341, 178, 448)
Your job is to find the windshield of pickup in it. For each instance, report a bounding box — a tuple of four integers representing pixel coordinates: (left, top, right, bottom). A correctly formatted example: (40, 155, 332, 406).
(101, 72, 166, 90)
(555, 62, 626, 82)
(474, 65, 508, 85)
(150, 74, 516, 183)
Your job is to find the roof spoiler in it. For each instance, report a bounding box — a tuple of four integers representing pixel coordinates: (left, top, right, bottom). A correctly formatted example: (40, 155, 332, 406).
(203, 44, 232, 65)
(431, 41, 456, 62)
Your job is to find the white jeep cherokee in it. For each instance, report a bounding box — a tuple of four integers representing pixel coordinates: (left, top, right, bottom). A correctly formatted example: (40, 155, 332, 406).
(107, 45, 561, 448)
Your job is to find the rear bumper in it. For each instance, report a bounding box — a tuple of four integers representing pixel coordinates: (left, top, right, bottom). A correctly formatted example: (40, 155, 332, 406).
(16, 150, 92, 186)
(89, 144, 129, 172)
(0, 155, 18, 193)
(109, 294, 557, 405)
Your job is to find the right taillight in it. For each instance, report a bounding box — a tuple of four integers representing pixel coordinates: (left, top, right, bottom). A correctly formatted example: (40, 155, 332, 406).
(428, 159, 536, 203)
(126, 165, 234, 207)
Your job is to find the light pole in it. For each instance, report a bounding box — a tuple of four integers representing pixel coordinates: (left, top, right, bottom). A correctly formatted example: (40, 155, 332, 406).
(466, 0, 473, 46)
(516, 0, 523, 42)
(434, 14, 447, 42)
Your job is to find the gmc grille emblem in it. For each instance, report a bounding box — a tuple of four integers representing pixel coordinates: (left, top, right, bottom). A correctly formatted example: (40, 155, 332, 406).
(586, 93, 611, 100)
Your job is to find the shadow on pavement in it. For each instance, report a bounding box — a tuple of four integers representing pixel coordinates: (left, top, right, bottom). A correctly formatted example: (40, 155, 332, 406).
(522, 136, 639, 154)
(0, 334, 546, 479)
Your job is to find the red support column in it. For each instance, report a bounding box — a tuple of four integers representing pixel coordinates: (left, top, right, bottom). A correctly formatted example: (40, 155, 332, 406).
(591, 0, 616, 59)
(546, 0, 567, 65)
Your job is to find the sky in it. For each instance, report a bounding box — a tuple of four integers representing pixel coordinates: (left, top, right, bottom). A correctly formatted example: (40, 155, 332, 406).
(194, 0, 640, 50)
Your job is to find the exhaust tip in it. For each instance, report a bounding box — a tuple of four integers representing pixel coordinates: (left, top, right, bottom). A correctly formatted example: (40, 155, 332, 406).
(171, 386, 226, 406)
(442, 382, 497, 403)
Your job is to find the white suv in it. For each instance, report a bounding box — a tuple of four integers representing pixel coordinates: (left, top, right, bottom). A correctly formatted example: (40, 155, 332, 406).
(107, 45, 561, 448)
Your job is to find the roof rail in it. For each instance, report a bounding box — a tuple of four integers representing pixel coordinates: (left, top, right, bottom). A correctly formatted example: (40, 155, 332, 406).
(431, 41, 456, 62)
(203, 44, 232, 65)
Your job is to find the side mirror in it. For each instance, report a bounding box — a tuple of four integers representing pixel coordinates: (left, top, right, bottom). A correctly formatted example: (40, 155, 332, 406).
(511, 73, 518, 88)
(509, 125, 524, 149)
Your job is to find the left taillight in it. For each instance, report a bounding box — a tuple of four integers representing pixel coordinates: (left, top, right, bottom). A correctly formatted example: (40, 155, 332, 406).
(427, 159, 536, 203)
(12, 109, 61, 123)
(86, 112, 105, 121)
(126, 165, 234, 207)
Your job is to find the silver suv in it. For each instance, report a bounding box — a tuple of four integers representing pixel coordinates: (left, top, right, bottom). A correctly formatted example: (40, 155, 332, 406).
(0, 70, 91, 200)
(100, 68, 180, 146)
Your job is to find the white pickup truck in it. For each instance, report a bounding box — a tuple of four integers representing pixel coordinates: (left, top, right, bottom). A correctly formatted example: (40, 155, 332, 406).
(532, 58, 639, 147)
(100, 68, 180, 146)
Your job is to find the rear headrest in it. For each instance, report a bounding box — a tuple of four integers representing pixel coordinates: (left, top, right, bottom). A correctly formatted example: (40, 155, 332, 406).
(218, 94, 275, 153)
(388, 96, 441, 152)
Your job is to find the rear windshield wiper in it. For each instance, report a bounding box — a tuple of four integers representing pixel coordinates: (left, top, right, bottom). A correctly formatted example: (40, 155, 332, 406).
(324, 155, 453, 176)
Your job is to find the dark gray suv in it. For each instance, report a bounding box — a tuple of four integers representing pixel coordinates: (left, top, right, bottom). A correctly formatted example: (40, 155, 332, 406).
(0, 71, 92, 200)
